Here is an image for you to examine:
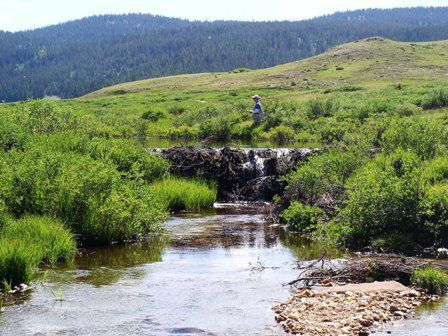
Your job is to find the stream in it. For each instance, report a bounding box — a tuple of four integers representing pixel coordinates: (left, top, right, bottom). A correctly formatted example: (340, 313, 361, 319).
(0, 204, 447, 335)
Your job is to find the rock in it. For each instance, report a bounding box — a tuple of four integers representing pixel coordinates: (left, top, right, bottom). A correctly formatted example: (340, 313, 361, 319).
(389, 305, 399, 313)
(436, 247, 448, 258)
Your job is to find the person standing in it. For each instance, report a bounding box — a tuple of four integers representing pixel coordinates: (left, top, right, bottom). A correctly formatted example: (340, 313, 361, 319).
(249, 94, 264, 125)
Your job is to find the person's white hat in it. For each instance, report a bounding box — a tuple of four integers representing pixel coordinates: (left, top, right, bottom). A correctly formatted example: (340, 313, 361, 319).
(252, 94, 261, 99)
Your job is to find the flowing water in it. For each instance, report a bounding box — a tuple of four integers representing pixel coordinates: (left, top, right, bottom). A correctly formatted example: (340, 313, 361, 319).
(0, 204, 447, 335)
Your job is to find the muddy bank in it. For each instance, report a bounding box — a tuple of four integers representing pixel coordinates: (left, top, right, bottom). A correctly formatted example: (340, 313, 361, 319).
(152, 146, 318, 202)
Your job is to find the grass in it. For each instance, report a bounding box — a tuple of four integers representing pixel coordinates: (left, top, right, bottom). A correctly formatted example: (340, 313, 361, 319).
(0, 216, 76, 288)
(151, 177, 217, 212)
(412, 265, 448, 294)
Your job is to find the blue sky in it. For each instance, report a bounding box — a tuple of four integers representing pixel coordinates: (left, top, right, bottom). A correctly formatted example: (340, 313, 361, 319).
(1, 0, 448, 32)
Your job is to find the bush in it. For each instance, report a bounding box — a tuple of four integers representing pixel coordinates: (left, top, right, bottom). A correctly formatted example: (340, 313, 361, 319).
(0, 148, 167, 244)
(267, 125, 296, 143)
(141, 110, 166, 122)
(421, 156, 448, 185)
(151, 177, 217, 212)
(421, 88, 448, 109)
(421, 183, 448, 245)
(334, 150, 423, 247)
(84, 182, 167, 243)
(231, 68, 251, 73)
(306, 98, 339, 119)
(381, 117, 447, 160)
(13, 100, 77, 134)
(87, 138, 170, 182)
(0, 117, 26, 151)
(286, 146, 367, 206)
(198, 114, 240, 140)
(412, 265, 448, 294)
(323, 85, 363, 94)
(282, 201, 324, 232)
(394, 103, 421, 117)
(168, 106, 186, 115)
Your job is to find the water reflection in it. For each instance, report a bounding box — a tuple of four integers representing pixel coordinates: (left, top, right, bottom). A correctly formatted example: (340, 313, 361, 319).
(282, 232, 348, 261)
(50, 236, 169, 287)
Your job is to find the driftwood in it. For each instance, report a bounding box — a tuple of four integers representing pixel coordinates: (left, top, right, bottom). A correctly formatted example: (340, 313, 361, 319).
(287, 253, 430, 289)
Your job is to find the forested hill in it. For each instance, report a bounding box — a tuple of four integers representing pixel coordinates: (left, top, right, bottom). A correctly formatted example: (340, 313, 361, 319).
(2, 7, 448, 102)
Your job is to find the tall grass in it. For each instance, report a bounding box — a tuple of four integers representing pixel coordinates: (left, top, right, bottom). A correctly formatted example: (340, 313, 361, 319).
(0, 216, 76, 287)
(412, 265, 448, 294)
(151, 177, 217, 212)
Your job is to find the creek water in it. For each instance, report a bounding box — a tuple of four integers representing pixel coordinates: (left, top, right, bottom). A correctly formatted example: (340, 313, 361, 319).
(0, 204, 447, 335)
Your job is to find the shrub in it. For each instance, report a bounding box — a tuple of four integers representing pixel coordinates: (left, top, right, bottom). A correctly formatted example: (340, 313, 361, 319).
(168, 106, 186, 115)
(381, 117, 447, 160)
(87, 138, 170, 182)
(421, 183, 448, 245)
(421, 89, 448, 109)
(267, 125, 296, 144)
(371, 232, 417, 254)
(394, 103, 421, 117)
(151, 177, 217, 212)
(13, 100, 77, 134)
(421, 156, 448, 185)
(1, 149, 168, 244)
(334, 150, 423, 247)
(0, 117, 26, 151)
(84, 182, 167, 243)
(141, 110, 166, 122)
(286, 146, 367, 205)
(412, 265, 448, 294)
(198, 114, 239, 140)
(231, 68, 251, 73)
(306, 98, 339, 119)
(323, 85, 363, 94)
(282, 201, 324, 232)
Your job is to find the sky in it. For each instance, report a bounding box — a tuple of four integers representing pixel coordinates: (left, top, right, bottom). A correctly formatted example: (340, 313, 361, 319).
(1, 0, 448, 32)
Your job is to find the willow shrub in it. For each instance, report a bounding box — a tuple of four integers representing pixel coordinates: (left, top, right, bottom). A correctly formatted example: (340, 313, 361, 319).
(86, 138, 170, 182)
(281, 201, 324, 232)
(381, 117, 447, 160)
(0, 216, 76, 287)
(332, 149, 423, 248)
(151, 177, 217, 212)
(1, 148, 167, 244)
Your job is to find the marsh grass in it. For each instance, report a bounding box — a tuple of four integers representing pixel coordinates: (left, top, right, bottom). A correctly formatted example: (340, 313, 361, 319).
(151, 177, 217, 212)
(412, 265, 448, 294)
(0, 216, 76, 288)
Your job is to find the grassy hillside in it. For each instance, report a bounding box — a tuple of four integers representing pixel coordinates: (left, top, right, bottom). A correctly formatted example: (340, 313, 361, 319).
(50, 37, 448, 144)
(86, 37, 448, 97)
